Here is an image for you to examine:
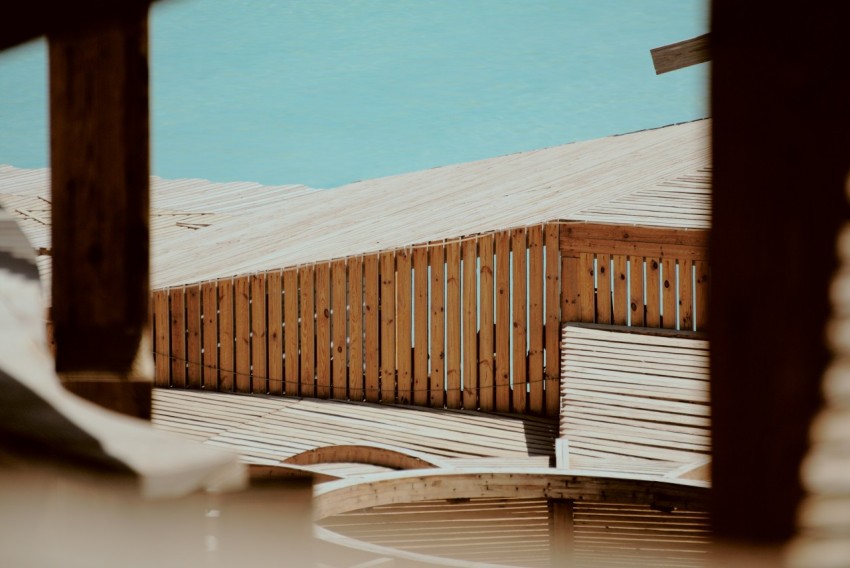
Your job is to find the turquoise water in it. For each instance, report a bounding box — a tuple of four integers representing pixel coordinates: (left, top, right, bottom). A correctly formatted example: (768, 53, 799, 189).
(0, 0, 707, 189)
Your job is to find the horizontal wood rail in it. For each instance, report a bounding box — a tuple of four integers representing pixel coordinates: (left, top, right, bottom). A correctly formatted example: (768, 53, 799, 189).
(149, 221, 711, 416)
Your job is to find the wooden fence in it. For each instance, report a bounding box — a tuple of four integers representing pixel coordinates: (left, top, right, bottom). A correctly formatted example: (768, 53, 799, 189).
(150, 222, 709, 416)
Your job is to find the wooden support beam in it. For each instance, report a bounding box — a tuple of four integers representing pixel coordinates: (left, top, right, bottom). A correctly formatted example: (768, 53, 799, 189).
(650, 33, 711, 75)
(48, 6, 152, 418)
(711, 1, 850, 541)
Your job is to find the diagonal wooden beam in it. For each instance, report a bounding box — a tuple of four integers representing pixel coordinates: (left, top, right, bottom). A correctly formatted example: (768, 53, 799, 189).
(651, 33, 711, 74)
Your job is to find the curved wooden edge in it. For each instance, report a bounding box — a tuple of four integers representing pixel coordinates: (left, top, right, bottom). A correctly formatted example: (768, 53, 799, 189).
(313, 467, 710, 520)
(283, 442, 447, 471)
(314, 525, 530, 568)
(248, 463, 341, 485)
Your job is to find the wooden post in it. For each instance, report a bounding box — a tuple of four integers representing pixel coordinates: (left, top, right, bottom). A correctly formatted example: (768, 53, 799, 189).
(48, 6, 152, 419)
(711, 1, 850, 541)
(549, 499, 575, 565)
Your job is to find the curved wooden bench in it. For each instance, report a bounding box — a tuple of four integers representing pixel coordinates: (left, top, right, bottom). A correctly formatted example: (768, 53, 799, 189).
(283, 442, 448, 471)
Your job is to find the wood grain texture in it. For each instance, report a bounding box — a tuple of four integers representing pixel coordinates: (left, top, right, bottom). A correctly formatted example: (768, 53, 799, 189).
(315, 262, 331, 398)
(412, 247, 429, 407)
(662, 258, 677, 330)
(267, 270, 283, 395)
(612, 254, 628, 326)
(331, 259, 348, 399)
(169, 286, 186, 388)
(679, 260, 694, 332)
(494, 231, 511, 413)
(630, 258, 646, 327)
(561, 255, 580, 322)
(299, 265, 316, 398)
(511, 228, 527, 414)
(478, 234, 495, 412)
(202, 281, 218, 390)
(544, 223, 561, 416)
(650, 33, 710, 75)
(153, 289, 169, 386)
(217, 280, 233, 392)
(445, 240, 462, 409)
(364, 254, 380, 403)
(645, 259, 661, 328)
(396, 249, 413, 404)
(578, 253, 596, 324)
(695, 260, 710, 332)
(348, 256, 364, 401)
(234, 276, 251, 393)
(527, 225, 544, 415)
(186, 284, 202, 389)
(283, 268, 299, 396)
(596, 254, 612, 325)
(251, 273, 267, 393)
(560, 223, 709, 261)
(462, 238, 478, 410)
(429, 243, 446, 408)
(380, 251, 396, 403)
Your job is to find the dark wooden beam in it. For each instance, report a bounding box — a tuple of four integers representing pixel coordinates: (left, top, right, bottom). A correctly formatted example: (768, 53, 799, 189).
(48, 5, 152, 418)
(710, 3, 850, 541)
(650, 34, 710, 74)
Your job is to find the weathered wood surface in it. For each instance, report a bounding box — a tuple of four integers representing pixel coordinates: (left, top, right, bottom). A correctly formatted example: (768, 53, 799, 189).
(651, 33, 711, 74)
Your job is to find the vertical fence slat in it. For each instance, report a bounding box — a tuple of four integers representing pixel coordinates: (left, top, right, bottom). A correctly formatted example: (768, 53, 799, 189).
(169, 286, 186, 388)
(429, 243, 446, 408)
(380, 251, 396, 403)
(186, 284, 202, 389)
(629, 258, 645, 328)
(283, 268, 299, 396)
(413, 247, 429, 407)
(596, 254, 612, 325)
(679, 260, 694, 331)
(332, 259, 348, 400)
(234, 277, 251, 393)
(154, 289, 169, 387)
(645, 259, 661, 327)
(251, 274, 267, 394)
(561, 254, 581, 322)
(495, 230, 511, 413)
(579, 253, 595, 323)
(662, 258, 677, 330)
(462, 238, 478, 410)
(202, 282, 218, 390)
(364, 254, 380, 403)
(299, 265, 315, 398)
(478, 234, 495, 412)
(612, 255, 628, 326)
(396, 249, 413, 404)
(268, 270, 283, 395)
(695, 260, 710, 331)
(445, 241, 462, 409)
(348, 256, 364, 401)
(511, 228, 527, 414)
(528, 225, 544, 415)
(218, 280, 233, 392)
(315, 263, 331, 398)
(544, 223, 561, 417)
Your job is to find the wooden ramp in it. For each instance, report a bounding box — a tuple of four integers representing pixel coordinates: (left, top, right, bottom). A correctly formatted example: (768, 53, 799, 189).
(152, 389, 556, 477)
(559, 324, 711, 477)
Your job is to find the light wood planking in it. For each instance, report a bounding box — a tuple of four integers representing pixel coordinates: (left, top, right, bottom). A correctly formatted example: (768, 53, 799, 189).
(251, 273, 267, 394)
(511, 228, 527, 414)
(596, 254, 613, 325)
(380, 251, 396, 403)
(462, 238, 478, 410)
(331, 259, 348, 400)
(234, 276, 251, 393)
(544, 223, 561, 416)
(299, 265, 316, 398)
(629, 258, 645, 327)
(445, 240, 462, 409)
(363, 254, 380, 403)
(217, 280, 233, 392)
(186, 284, 202, 389)
(283, 268, 299, 396)
(578, 253, 596, 324)
(645, 259, 661, 327)
(315, 262, 331, 399)
(267, 270, 283, 395)
(695, 260, 710, 331)
(429, 243, 446, 408)
(202, 281, 218, 390)
(662, 258, 677, 330)
(527, 225, 544, 415)
(348, 256, 364, 401)
(169, 286, 186, 388)
(679, 260, 694, 331)
(478, 234, 495, 412)
(494, 230, 511, 413)
(153, 289, 169, 387)
(412, 247, 429, 407)
(396, 248, 413, 404)
(612, 254, 628, 326)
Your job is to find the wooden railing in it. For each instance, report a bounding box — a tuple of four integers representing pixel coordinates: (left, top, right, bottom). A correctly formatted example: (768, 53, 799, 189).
(150, 222, 709, 416)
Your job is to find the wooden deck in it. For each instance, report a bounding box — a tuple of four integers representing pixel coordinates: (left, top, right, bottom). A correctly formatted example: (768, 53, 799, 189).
(152, 389, 557, 477)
